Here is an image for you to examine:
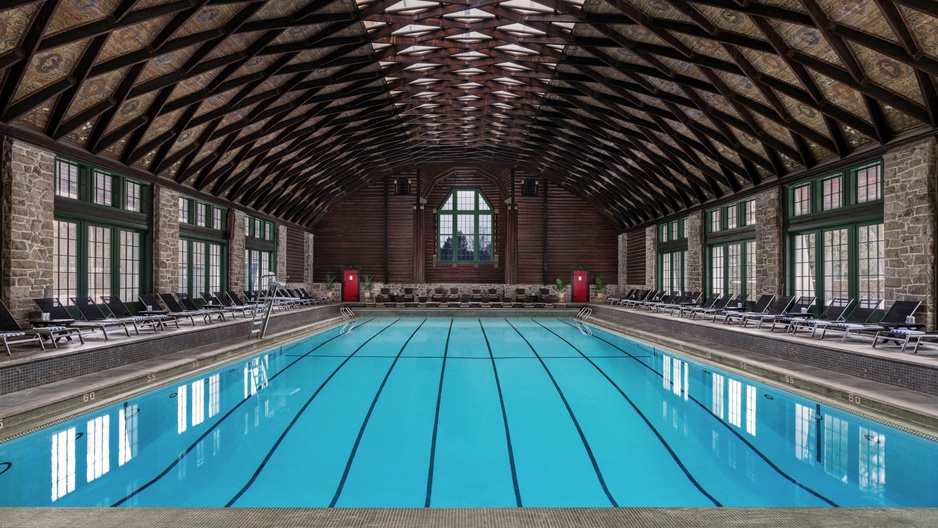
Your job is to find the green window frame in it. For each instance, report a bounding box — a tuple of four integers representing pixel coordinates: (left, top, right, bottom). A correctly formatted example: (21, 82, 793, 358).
(708, 240, 755, 297)
(435, 189, 495, 264)
(245, 214, 275, 242)
(788, 222, 884, 308)
(787, 160, 883, 217)
(53, 158, 150, 306)
(657, 249, 687, 293)
(179, 196, 227, 232)
(244, 249, 274, 293)
(53, 218, 148, 305)
(658, 218, 686, 243)
(707, 199, 755, 234)
(178, 237, 226, 297)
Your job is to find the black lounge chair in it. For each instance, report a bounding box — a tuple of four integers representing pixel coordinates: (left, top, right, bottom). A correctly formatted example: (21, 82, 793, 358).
(179, 292, 230, 320)
(739, 295, 795, 328)
(765, 296, 817, 331)
(101, 294, 176, 330)
(70, 296, 135, 338)
(488, 288, 504, 308)
(788, 298, 854, 335)
(812, 299, 882, 340)
(0, 299, 48, 355)
(843, 300, 922, 343)
(685, 293, 732, 319)
(722, 294, 776, 325)
(203, 292, 252, 317)
(152, 293, 215, 325)
(679, 293, 717, 317)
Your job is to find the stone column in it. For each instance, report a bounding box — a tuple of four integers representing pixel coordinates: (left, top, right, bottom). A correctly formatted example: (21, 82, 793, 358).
(686, 210, 705, 292)
(755, 187, 783, 295)
(1, 137, 55, 321)
(304, 232, 314, 288)
(228, 210, 246, 292)
(151, 185, 179, 294)
(645, 225, 657, 288)
(883, 137, 937, 330)
(617, 232, 627, 294)
(276, 224, 287, 280)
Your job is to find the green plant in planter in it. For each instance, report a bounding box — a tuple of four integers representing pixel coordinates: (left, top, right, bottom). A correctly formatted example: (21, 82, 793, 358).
(555, 276, 568, 301)
(362, 275, 374, 298)
(593, 275, 609, 299)
(324, 274, 336, 297)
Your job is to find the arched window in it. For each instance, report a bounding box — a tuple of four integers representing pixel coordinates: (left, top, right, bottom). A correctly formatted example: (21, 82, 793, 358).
(436, 189, 494, 263)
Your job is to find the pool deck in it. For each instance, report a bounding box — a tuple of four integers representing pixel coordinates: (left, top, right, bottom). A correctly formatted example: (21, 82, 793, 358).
(1, 507, 936, 528)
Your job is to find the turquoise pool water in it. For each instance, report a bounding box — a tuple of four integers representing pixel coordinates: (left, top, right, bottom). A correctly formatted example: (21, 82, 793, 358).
(1, 317, 936, 507)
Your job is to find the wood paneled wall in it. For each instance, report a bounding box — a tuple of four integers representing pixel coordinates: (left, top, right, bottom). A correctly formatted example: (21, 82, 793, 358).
(625, 228, 647, 285)
(313, 168, 619, 285)
(284, 227, 306, 283)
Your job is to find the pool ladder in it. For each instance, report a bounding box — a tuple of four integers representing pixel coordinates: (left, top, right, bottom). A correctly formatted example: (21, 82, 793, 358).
(249, 275, 281, 339)
(575, 307, 593, 336)
(339, 307, 356, 334)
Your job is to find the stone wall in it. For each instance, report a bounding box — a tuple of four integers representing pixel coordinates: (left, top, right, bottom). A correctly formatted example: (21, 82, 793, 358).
(644, 225, 657, 289)
(277, 224, 288, 283)
(617, 232, 627, 288)
(228, 209, 246, 292)
(151, 185, 179, 294)
(0, 137, 55, 321)
(883, 137, 937, 330)
(755, 187, 783, 295)
(304, 232, 314, 287)
(686, 210, 705, 292)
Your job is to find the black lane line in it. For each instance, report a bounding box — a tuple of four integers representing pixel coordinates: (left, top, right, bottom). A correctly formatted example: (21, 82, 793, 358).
(329, 318, 428, 507)
(553, 318, 839, 507)
(225, 318, 403, 507)
(532, 319, 720, 506)
(113, 318, 380, 507)
(424, 318, 454, 507)
(478, 319, 523, 507)
(504, 319, 618, 508)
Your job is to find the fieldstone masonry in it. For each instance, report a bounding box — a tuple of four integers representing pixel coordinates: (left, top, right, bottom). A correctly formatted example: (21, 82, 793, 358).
(617, 232, 627, 289)
(884, 137, 937, 330)
(755, 187, 783, 295)
(686, 210, 705, 292)
(645, 225, 657, 289)
(228, 210, 246, 292)
(277, 224, 288, 284)
(304, 232, 314, 286)
(151, 185, 179, 294)
(0, 138, 55, 321)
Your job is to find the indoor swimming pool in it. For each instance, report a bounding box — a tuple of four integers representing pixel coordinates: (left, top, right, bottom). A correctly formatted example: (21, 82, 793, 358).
(1, 316, 936, 507)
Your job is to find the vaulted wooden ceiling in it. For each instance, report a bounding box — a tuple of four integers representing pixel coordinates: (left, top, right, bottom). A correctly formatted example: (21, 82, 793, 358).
(1, 0, 937, 231)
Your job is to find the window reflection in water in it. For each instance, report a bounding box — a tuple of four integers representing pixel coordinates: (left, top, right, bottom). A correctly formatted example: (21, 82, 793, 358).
(51, 428, 76, 502)
(86, 415, 109, 483)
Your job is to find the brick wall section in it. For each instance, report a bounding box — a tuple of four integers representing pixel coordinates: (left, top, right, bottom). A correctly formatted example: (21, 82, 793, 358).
(686, 210, 705, 292)
(228, 210, 246, 292)
(884, 137, 937, 330)
(0, 137, 55, 321)
(755, 187, 783, 295)
(151, 185, 179, 294)
(645, 225, 657, 288)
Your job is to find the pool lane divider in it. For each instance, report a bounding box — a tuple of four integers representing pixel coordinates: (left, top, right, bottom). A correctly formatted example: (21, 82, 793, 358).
(532, 318, 720, 506)
(503, 319, 619, 508)
(424, 318, 454, 507)
(329, 318, 428, 507)
(550, 318, 838, 507)
(110, 317, 383, 506)
(479, 319, 523, 507)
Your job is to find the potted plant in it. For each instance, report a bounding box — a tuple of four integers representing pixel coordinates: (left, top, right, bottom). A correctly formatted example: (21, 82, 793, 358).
(555, 276, 568, 303)
(594, 275, 607, 302)
(324, 274, 336, 299)
(362, 275, 374, 300)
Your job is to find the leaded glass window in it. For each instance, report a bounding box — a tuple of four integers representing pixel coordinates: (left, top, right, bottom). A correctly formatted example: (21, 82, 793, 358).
(436, 189, 495, 263)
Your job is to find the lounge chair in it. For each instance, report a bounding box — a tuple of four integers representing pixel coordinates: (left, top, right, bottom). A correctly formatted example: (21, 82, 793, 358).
(812, 299, 882, 340)
(179, 292, 230, 320)
(488, 288, 503, 308)
(70, 296, 135, 338)
(738, 295, 795, 328)
(679, 293, 717, 317)
(403, 288, 418, 308)
(722, 294, 776, 325)
(203, 292, 252, 318)
(623, 290, 655, 308)
(220, 291, 260, 314)
(14, 298, 87, 349)
(0, 300, 49, 355)
(685, 293, 732, 319)
(841, 300, 921, 343)
(764, 296, 817, 331)
(101, 294, 176, 330)
(787, 298, 854, 335)
(153, 293, 216, 324)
